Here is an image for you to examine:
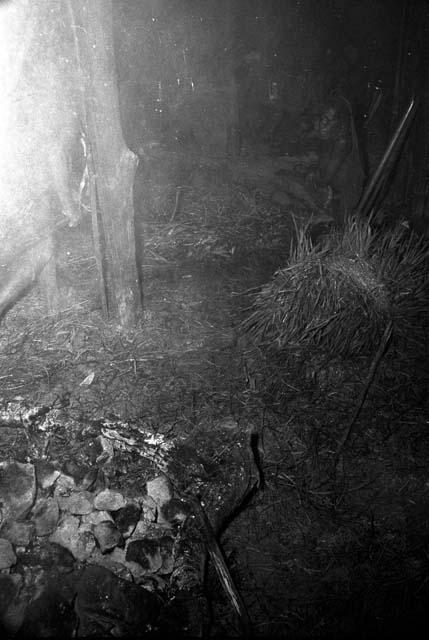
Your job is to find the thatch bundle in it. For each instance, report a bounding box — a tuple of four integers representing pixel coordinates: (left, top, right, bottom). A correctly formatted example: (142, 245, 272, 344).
(242, 220, 429, 358)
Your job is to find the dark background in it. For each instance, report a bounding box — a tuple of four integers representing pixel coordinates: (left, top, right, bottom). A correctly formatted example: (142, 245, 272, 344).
(113, 0, 429, 227)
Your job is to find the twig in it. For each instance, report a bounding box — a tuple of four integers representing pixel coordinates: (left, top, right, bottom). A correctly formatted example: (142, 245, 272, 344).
(192, 496, 253, 637)
(170, 186, 185, 223)
(334, 319, 393, 464)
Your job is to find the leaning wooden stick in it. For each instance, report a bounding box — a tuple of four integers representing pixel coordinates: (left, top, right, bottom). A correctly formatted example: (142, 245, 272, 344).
(335, 319, 393, 464)
(192, 496, 253, 637)
(356, 97, 417, 222)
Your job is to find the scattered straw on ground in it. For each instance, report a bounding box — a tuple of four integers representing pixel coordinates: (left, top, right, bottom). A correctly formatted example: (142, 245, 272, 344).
(142, 185, 306, 265)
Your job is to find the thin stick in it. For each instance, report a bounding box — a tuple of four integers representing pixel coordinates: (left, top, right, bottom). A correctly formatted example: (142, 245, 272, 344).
(170, 186, 184, 223)
(335, 319, 393, 463)
(192, 496, 253, 637)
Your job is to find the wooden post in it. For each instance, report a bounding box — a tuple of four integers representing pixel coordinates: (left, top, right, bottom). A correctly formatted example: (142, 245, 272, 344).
(73, 0, 142, 327)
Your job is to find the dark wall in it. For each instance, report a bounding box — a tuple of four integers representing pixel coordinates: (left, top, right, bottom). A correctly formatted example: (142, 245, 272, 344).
(233, 0, 404, 152)
(113, 0, 405, 158)
(113, 0, 236, 156)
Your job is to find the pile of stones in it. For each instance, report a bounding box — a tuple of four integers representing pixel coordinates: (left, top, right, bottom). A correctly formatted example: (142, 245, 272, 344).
(0, 459, 198, 637)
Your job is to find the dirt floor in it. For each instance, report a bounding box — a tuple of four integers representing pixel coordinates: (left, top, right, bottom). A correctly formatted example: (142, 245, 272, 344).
(1, 178, 429, 638)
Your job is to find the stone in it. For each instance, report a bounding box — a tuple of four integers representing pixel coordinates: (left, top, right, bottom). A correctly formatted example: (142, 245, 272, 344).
(75, 565, 160, 637)
(112, 503, 141, 538)
(32, 497, 60, 536)
(62, 460, 91, 486)
(81, 510, 113, 527)
(58, 490, 94, 515)
(126, 538, 162, 573)
(108, 546, 127, 564)
(91, 468, 109, 493)
(34, 460, 61, 490)
(0, 521, 34, 547)
(38, 541, 75, 574)
(103, 547, 147, 582)
(140, 496, 157, 522)
(0, 574, 24, 637)
(2, 599, 28, 638)
(0, 538, 17, 569)
(0, 573, 21, 615)
(145, 475, 173, 508)
(95, 435, 114, 464)
(18, 540, 75, 575)
(159, 498, 191, 526)
(49, 515, 95, 562)
(79, 467, 99, 491)
(124, 558, 148, 582)
(158, 535, 175, 575)
(93, 521, 124, 554)
(0, 460, 36, 522)
(17, 584, 77, 639)
(131, 519, 150, 539)
(53, 473, 76, 501)
(93, 489, 126, 511)
(87, 549, 133, 581)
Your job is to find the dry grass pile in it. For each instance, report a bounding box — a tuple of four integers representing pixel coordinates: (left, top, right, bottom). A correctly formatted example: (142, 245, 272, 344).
(242, 220, 429, 359)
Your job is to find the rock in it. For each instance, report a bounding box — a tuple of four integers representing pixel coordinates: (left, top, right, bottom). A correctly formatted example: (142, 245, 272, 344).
(98, 546, 147, 582)
(38, 541, 75, 574)
(58, 490, 94, 515)
(91, 468, 109, 493)
(0, 538, 17, 569)
(62, 460, 91, 485)
(112, 503, 141, 538)
(18, 540, 75, 574)
(146, 475, 173, 508)
(62, 463, 107, 492)
(81, 510, 113, 527)
(0, 574, 24, 636)
(75, 565, 160, 637)
(108, 546, 127, 565)
(79, 467, 100, 491)
(0, 460, 36, 522)
(53, 473, 76, 501)
(87, 549, 133, 581)
(34, 460, 61, 490)
(93, 521, 124, 553)
(0, 573, 21, 615)
(126, 538, 162, 573)
(93, 489, 126, 511)
(2, 599, 27, 638)
(159, 498, 191, 526)
(49, 515, 96, 562)
(95, 435, 114, 464)
(124, 558, 148, 582)
(17, 584, 77, 639)
(140, 496, 157, 522)
(130, 519, 150, 539)
(158, 535, 175, 575)
(32, 497, 60, 536)
(0, 521, 34, 546)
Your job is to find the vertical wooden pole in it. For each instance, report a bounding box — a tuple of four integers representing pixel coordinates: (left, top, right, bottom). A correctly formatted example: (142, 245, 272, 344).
(73, 0, 142, 327)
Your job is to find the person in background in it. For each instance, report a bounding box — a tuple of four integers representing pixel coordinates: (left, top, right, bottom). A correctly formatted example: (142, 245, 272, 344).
(304, 95, 365, 221)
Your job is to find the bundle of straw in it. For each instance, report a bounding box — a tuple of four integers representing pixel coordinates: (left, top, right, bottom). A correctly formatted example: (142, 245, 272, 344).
(242, 220, 429, 358)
